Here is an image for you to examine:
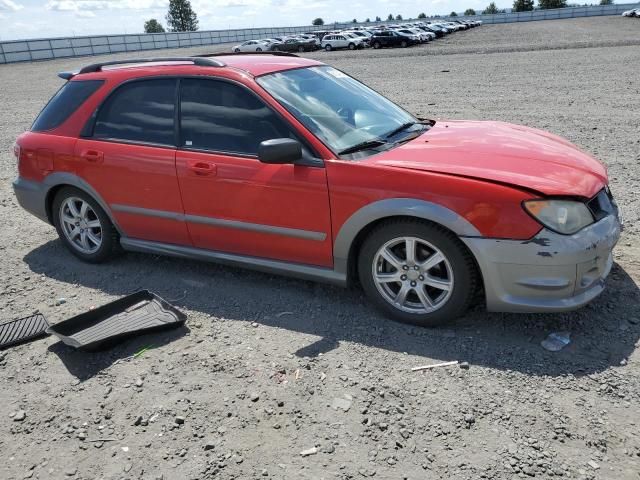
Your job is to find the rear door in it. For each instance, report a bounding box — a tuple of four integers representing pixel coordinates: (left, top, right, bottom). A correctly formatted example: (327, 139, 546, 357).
(75, 78, 191, 246)
(175, 77, 333, 267)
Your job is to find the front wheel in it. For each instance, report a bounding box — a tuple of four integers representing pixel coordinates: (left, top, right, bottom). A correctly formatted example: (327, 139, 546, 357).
(298, 45, 305, 52)
(348, 42, 356, 50)
(401, 40, 408, 48)
(358, 220, 477, 327)
(372, 41, 381, 49)
(234, 48, 240, 53)
(52, 187, 120, 263)
(256, 47, 262, 52)
(325, 44, 332, 51)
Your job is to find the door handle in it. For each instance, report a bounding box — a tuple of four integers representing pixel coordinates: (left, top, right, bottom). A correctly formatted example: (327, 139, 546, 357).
(82, 150, 104, 163)
(187, 160, 217, 176)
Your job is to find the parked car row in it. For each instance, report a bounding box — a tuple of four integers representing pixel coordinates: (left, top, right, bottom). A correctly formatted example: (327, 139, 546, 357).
(315, 20, 482, 51)
(621, 8, 640, 17)
(231, 19, 482, 54)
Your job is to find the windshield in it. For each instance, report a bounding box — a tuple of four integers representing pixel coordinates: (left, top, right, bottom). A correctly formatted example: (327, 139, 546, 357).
(257, 66, 418, 155)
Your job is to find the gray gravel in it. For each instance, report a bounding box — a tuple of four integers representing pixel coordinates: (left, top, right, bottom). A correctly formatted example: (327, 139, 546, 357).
(1, 17, 639, 480)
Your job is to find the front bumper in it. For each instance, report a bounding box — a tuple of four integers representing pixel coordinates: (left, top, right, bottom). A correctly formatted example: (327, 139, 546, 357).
(462, 214, 621, 313)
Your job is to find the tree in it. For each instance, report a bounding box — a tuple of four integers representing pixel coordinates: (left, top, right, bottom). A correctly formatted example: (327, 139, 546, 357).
(352, 18, 357, 23)
(538, 0, 567, 8)
(312, 17, 324, 25)
(418, 12, 427, 18)
(513, 0, 534, 10)
(365, 17, 371, 22)
(599, 0, 612, 4)
(387, 14, 394, 20)
(450, 11, 458, 16)
(375, 16, 382, 21)
(166, 0, 198, 32)
(144, 19, 165, 33)
(483, 2, 500, 13)
(464, 8, 477, 14)
(395, 14, 403, 20)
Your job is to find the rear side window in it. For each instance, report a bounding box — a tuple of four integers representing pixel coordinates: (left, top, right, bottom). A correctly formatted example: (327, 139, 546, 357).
(32, 80, 103, 132)
(93, 79, 177, 146)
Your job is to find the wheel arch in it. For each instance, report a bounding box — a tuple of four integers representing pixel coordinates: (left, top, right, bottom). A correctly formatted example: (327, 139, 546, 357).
(43, 173, 123, 234)
(333, 199, 483, 285)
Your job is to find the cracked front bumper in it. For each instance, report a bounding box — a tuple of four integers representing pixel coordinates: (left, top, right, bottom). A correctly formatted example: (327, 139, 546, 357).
(462, 214, 621, 313)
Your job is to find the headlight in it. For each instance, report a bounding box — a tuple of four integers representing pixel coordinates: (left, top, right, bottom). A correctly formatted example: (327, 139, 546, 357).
(523, 200, 594, 235)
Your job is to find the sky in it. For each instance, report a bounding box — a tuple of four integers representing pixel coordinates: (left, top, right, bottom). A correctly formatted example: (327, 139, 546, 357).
(0, 0, 507, 41)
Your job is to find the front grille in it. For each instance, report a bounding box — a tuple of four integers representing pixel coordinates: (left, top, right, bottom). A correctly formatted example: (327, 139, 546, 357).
(587, 188, 617, 222)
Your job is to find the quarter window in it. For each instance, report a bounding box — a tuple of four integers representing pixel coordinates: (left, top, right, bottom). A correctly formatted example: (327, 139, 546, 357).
(179, 78, 295, 156)
(32, 80, 103, 132)
(93, 79, 177, 146)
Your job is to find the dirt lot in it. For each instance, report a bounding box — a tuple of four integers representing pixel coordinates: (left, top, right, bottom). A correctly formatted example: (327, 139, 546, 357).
(1, 16, 639, 480)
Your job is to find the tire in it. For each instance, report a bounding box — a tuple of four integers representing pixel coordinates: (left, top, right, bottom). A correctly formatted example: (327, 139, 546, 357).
(357, 219, 477, 327)
(401, 40, 408, 48)
(256, 47, 262, 52)
(234, 48, 240, 53)
(325, 44, 332, 51)
(52, 187, 120, 264)
(298, 45, 305, 52)
(348, 42, 355, 50)
(372, 41, 381, 49)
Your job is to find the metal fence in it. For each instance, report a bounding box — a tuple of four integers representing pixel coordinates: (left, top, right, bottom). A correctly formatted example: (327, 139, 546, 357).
(1, 3, 638, 65)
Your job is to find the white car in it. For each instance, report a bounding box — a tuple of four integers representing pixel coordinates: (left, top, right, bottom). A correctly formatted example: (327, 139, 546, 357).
(409, 28, 432, 42)
(342, 30, 372, 45)
(321, 33, 364, 51)
(621, 8, 639, 16)
(396, 29, 423, 43)
(232, 40, 270, 53)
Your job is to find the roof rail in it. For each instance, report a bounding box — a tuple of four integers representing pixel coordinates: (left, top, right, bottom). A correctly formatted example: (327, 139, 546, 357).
(195, 51, 299, 58)
(78, 57, 225, 74)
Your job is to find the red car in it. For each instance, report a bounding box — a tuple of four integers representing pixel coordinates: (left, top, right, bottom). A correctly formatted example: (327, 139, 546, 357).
(13, 53, 621, 326)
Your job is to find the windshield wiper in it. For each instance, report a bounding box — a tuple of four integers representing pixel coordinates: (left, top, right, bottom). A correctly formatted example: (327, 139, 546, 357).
(338, 139, 387, 155)
(384, 122, 420, 139)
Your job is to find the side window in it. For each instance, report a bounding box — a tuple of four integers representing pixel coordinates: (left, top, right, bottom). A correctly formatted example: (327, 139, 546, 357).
(93, 79, 177, 146)
(180, 79, 296, 156)
(32, 80, 103, 132)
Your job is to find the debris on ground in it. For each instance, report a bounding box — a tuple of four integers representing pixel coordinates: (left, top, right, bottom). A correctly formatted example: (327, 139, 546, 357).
(541, 332, 571, 352)
(411, 360, 459, 371)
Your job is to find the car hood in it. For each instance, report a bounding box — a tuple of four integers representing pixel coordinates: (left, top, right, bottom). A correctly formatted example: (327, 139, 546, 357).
(368, 120, 607, 198)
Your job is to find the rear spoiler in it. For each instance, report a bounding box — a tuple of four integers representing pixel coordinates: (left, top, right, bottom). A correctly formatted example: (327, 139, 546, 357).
(58, 71, 77, 80)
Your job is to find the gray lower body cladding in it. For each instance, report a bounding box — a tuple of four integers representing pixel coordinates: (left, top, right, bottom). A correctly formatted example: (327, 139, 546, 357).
(462, 214, 621, 313)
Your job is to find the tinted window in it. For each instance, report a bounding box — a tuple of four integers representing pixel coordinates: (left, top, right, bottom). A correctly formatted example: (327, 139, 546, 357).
(32, 80, 103, 132)
(93, 79, 176, 146)
(180, 79, 295, 156)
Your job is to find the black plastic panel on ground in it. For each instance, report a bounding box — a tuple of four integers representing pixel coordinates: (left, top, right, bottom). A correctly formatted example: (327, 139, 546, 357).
(0, 314, 50, 350)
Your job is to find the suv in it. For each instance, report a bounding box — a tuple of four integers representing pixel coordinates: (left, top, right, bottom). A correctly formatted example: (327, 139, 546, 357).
(13, 54, 621, 326)
(321, 34, 364, 51)
(370, 31, 419, 49)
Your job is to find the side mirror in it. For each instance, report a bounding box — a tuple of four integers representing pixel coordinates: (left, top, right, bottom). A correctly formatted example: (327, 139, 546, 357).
(258, 138, 303, 164)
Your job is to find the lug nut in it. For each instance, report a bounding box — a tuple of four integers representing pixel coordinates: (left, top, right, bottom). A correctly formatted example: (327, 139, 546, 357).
(401, 275, 407, 281)
(419, 275, 424, 281)
(410, 281, 417, 287)
(402, 265, 409, 271)
(413, 266, 419, 270)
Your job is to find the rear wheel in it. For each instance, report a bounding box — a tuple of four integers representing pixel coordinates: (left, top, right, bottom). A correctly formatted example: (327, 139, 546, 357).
(401, 40, 408, 48)
(298, 45, 305, 52)
(348, 42, 356, 50)
(358, 219, 477, 327)
(52, 187, 120, 263)
(256, 47, 262, 52)
(372, 41, 381, 49)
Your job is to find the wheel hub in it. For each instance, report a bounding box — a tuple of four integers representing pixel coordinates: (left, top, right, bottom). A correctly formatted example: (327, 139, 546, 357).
(372, 236, 454, 314)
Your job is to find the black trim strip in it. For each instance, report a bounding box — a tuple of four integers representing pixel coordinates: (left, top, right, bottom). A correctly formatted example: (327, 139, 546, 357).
(111, 204, 327, 241)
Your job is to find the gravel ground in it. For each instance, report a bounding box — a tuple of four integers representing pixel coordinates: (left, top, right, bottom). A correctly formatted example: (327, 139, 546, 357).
(1, 17, 639, 480)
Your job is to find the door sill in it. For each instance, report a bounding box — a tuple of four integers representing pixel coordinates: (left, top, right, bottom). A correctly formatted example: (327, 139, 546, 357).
(120, 237, 347, 287)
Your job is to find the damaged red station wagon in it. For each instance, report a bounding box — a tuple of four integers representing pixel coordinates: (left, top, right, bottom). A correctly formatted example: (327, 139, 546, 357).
(13, 53, 622, 326)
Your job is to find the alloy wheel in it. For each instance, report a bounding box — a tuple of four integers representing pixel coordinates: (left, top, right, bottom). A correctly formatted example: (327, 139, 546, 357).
(59, 197, 103, 254)
(371, 236, 454, 314)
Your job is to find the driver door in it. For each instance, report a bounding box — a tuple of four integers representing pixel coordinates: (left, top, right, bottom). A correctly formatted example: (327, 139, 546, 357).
(175, 78, 333, 268)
